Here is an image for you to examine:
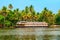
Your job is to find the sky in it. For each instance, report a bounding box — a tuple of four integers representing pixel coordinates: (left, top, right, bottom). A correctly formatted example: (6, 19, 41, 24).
(0, 0, 60, 13)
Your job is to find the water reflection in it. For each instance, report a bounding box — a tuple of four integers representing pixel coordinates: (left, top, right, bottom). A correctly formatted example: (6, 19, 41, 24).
(0, 35, 60, 40)
(36, 35, 60, 40)
(0, 28, 60, 40)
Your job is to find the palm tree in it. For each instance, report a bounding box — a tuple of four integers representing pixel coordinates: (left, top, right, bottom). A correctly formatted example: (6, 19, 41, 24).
(2, 6, 7, 18)
(2, 6, 7, 11)
(14, 8, 20, 21)
(8, 4, 13, 10)
(2, 6, 7, 28)
(16, 8, 19, 12)
(29, 5, 34, 13)
(44, 7, 48, 11)
(55, 10, 60, 25)
(25, 6, 29, 13)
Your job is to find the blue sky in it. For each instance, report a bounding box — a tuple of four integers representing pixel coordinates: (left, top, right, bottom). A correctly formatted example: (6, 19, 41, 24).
(0, 0, 60, 13)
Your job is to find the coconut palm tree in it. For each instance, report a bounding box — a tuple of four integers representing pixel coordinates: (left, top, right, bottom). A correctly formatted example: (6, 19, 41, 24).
(29, 5, 34, 13)
(25, 6, 29, 13)
(8, 4, 13, 10)
(2, 6, 7, 28)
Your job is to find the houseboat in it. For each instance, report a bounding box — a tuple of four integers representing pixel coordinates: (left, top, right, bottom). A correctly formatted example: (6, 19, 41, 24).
(16, 21, 48, 28)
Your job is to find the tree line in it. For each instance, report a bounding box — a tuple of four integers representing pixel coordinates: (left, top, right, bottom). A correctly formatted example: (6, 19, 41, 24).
(0, 4, 60, 28)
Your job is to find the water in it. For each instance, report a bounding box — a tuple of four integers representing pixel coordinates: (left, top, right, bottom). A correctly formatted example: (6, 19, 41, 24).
(0, 28, 60, 40)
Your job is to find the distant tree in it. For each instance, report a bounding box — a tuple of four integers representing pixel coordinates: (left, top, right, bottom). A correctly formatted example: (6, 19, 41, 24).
(1, 6, 8, 28)
(0, 15, 4, 24)
(55, 10, 60, 25)
(38, 7, 48, 22)
(29, 5, 35, 13)
(2, 6, 7, 12)
(2, 6, 7, 15)
(38, 7, 55, 25)
(0, 15, 5, 28)
(5, 20, 11, 27)
(8, 4, 13, 9)
(25, 6, 29, 13)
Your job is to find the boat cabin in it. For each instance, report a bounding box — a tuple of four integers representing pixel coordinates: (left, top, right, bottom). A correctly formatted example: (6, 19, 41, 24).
(16, 21, 48, 28)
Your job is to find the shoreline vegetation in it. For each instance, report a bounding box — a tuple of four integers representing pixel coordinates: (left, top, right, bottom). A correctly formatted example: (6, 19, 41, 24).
(0, 4, 60, 28)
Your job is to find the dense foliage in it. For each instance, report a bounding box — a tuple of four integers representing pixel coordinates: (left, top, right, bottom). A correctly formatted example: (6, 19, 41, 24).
(0, 4, 60, 28)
